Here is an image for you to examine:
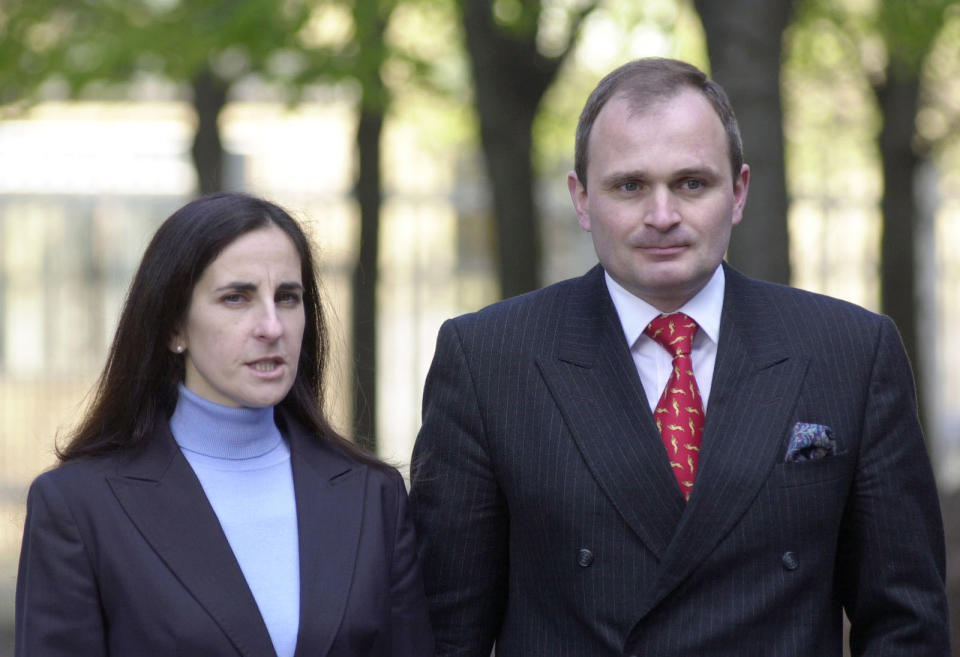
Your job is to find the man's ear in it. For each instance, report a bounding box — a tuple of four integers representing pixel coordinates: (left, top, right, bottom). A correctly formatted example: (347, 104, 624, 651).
(567, 171, 591, 232)
(731, 164, 750, 227)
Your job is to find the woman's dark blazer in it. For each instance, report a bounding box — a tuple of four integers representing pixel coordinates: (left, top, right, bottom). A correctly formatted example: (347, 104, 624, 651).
(15, 411, 433, 657)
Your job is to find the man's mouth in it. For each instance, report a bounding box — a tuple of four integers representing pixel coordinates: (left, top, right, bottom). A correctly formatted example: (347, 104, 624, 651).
(640, 244, 687, 254)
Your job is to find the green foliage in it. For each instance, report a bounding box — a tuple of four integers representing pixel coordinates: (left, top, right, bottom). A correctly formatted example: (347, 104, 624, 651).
(298, 0, 400, 112)
(790, 0, 960, 157)
(0, 0, 318, 109)
(0, 0, 426, 110)
(491, 0, 543, 37)
(795, 0, 956, 81)
(876, 0, 950, 78)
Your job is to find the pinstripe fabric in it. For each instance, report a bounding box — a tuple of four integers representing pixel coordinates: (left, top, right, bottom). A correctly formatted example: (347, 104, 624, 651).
(409, 263, 949, 656)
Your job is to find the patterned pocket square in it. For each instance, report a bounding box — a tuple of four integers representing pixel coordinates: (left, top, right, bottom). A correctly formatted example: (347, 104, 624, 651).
(784, 422, 836, 462)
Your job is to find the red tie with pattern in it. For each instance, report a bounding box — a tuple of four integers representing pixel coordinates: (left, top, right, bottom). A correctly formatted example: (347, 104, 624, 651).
(644, 313, 704, 501)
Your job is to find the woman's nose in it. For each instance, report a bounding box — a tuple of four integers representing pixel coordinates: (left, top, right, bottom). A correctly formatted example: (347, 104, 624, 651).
(255, 305, 284, 341)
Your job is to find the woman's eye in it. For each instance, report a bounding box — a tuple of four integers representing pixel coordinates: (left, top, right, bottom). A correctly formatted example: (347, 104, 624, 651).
(222, 293, 246, 304)
(277, 292, 302, 305)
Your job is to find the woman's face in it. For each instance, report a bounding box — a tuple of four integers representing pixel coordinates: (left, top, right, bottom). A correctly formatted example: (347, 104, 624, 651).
(172, 224, 306, 408)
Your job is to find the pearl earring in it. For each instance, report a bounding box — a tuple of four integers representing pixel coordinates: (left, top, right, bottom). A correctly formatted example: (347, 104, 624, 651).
(176, 345, 184, 353)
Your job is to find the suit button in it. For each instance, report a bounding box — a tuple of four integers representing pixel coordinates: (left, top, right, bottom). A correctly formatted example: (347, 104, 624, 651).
(782, 551, 799, 571)
(577, 548, 594, 567)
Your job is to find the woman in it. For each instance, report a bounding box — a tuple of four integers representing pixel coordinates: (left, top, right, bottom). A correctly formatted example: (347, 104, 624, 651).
(15, 193, 433, 656)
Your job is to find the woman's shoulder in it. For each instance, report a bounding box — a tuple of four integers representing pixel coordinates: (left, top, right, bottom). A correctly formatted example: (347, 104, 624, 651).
(361, 458, 407, 490)
(24, 451, 132, 518)
(302, 436, 405, 488)
(34, 451, 123, 485)
(280, 408, 402, 484)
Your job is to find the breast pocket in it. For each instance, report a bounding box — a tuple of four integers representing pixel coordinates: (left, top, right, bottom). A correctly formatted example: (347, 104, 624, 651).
(770, 452, 852, 489)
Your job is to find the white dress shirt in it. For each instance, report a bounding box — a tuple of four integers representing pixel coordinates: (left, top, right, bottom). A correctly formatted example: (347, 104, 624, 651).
(605, 265, 725, 414)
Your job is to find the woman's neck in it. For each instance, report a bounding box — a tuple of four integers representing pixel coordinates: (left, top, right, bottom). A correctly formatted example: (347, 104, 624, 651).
(169, 384, 282, 459)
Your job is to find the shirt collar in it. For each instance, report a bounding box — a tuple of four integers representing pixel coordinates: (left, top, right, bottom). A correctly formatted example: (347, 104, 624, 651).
(605, 265, 725, 349)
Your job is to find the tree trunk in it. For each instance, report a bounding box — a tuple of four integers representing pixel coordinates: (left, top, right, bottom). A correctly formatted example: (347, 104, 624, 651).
(190, 69, 228, 195)
(348, 0, 391, 452)
(460, 0, 558, 299)
(874, 73, 924, 425)
(476, 98, 541, 300)
(693, 0, 794, 285)
(351, 107, 383, 452)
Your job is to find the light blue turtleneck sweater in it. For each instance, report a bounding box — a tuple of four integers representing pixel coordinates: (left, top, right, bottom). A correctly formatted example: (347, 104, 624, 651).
(169, 385, 300, 657)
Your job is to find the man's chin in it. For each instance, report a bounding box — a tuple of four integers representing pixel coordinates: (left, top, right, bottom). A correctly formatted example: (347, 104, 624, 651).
(618, 270, 712, 310)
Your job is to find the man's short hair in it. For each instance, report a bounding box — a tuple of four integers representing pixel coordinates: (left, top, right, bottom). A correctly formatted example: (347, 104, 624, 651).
(574, 57, 744, 188)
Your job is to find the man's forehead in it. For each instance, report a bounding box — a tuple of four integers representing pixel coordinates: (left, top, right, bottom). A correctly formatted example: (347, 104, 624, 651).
(592, 92, 724, 146)
(612, 87, 718, 122)
(615, 88, 680, 119)
(587, 92, 731, 184)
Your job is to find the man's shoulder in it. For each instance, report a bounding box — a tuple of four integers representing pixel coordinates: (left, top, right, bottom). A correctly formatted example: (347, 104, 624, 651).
(449, 266, 602, 329)
(727, 266, 883, 320)
(724, 266, 892, 347)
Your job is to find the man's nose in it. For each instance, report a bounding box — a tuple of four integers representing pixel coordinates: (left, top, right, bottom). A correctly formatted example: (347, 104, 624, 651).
(644, 186, 680, 230)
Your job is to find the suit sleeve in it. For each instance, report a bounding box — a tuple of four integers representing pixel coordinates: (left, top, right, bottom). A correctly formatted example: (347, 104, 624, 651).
(16, 473, 108, 657)
(410, 319, 508, 657)
(387, 471, 436, 655)
(837, 316, 950, 655)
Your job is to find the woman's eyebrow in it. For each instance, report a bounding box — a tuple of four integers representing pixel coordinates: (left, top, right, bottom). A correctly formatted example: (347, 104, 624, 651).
(213, 281, 304, 292)
(214, 281, 257, 292)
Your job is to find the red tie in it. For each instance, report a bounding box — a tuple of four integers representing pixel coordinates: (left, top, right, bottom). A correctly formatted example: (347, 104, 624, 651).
(644, 313, 704, 501)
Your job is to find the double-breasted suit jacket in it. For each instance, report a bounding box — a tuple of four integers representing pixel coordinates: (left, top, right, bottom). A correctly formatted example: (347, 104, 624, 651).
(16, 412, 433, 656)
(410, 263, 949, 656)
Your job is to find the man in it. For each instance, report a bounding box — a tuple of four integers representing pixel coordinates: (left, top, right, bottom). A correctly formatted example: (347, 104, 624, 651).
(409, 58, 949, 656)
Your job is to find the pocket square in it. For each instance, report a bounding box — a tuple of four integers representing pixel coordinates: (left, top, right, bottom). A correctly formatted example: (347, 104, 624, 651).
(784, 422, 835, 462)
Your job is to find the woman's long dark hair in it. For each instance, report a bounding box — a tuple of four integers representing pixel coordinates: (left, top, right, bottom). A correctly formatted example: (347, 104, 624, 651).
(59, 192, 377, 465)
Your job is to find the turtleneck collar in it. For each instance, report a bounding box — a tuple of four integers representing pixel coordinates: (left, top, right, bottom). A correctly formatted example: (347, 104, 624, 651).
(170, 384, 284, 460)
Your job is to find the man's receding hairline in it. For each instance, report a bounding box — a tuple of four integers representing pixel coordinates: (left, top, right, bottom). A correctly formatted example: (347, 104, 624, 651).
(586, 87, 733, 172)
(617, 87, 687, 120)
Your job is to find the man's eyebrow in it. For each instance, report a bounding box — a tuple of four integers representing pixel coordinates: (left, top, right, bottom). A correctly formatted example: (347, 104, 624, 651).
(672, 166, 721, 179)
(599, 166, 722, 186)
(599, 170, 648, 186)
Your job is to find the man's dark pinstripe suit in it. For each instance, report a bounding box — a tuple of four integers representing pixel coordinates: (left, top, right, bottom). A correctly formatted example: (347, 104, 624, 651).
(409, 263, 949, 656)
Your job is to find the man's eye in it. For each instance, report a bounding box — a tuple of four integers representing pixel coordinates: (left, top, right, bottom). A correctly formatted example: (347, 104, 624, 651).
(620, 181, 640, 192)
(683, 179, 703, 190)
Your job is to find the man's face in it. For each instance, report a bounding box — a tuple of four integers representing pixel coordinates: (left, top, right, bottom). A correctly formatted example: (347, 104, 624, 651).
(568, 89, 749, 312)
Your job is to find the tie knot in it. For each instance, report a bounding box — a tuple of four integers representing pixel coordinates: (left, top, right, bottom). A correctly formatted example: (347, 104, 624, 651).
(644, 312, 698, 357)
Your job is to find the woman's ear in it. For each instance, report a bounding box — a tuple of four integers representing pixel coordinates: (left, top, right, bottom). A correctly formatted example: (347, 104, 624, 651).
(168, 333, 186, 354)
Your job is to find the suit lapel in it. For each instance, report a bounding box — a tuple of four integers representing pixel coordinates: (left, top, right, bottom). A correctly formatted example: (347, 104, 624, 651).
(638, 265, 810, 614)
(107, 428, 277, 657)
(285, 414, 367, 657)
(537, 266, 685, 559)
